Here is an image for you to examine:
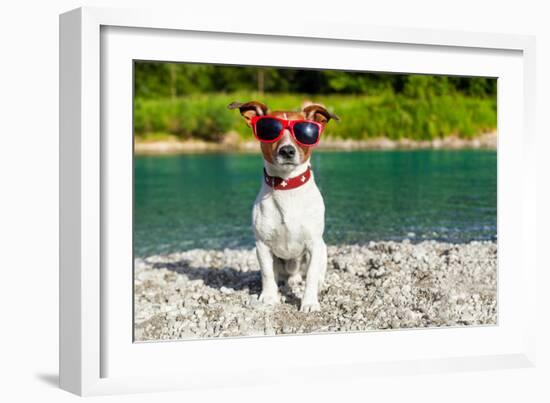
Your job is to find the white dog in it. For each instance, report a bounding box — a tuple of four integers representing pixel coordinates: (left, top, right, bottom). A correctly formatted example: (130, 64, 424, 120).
(228, 101, 339, 312)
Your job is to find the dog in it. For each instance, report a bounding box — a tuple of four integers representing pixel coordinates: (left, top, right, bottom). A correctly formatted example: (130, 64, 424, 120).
(228, 100, 339, 312)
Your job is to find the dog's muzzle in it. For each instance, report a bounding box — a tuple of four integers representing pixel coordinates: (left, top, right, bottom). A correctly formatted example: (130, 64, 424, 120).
(278, 145, 296, 159)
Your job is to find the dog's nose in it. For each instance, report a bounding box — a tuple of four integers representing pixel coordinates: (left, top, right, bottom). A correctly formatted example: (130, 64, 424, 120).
(278, 145, 296, 159)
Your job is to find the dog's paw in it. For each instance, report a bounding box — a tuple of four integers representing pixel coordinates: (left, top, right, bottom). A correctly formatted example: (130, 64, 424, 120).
(300, 300, 321, 313)
(258, 291, 279, 306)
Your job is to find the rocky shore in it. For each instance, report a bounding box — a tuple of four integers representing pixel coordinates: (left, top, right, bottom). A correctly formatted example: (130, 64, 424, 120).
(134, 240, 497, 341)
(134, 132, 497, 155)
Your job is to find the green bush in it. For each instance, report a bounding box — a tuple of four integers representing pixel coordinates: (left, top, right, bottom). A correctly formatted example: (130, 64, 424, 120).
(134, 92, 496, 142)
(134, 62, 497, 99)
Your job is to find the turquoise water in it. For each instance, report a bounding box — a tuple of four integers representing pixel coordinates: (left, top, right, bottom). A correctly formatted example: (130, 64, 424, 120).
(134, 150, 496, 257)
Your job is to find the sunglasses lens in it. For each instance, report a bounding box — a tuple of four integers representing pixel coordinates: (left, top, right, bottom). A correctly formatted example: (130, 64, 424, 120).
(293, 122, 320, 145)
(256, 118, 283, 141)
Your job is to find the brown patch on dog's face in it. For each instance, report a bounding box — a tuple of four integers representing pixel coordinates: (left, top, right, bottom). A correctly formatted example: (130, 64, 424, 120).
(228, 101, 339, 166)
(260, 110, 314, 164)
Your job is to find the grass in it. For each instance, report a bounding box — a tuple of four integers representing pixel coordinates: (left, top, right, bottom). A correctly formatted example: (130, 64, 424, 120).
(134, 92, 496, 142)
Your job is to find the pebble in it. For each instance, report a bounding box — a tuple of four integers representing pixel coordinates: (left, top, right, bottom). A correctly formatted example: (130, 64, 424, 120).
(134, 240, 497, 341)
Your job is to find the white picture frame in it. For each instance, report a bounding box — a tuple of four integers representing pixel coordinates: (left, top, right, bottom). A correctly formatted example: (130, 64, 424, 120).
(59, 6, 537, 396)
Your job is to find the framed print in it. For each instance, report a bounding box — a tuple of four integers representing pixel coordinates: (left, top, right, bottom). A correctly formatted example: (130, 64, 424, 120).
(59, 6, 537, 396)
(132, 62, 499, 341)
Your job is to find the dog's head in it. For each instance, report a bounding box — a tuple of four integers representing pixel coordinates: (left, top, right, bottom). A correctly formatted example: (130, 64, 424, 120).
(228, 100, 339, 173)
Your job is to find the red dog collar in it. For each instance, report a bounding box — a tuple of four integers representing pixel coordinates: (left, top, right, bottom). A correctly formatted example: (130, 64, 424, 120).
(263, 166, 312, 190)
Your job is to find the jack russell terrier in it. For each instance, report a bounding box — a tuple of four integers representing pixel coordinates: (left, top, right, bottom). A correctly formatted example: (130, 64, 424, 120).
(228, 101, 339, 312)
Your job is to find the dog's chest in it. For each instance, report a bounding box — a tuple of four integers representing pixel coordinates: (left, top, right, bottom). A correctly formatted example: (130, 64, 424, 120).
(252, 182, 324, 259)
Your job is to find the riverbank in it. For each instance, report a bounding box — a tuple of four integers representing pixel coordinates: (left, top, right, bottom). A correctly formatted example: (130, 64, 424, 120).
(134, 240, 497, 341)
(134, 131, 497, 155)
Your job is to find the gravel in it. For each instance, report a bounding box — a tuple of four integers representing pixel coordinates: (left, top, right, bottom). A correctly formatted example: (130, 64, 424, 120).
(134, 240, 497, 341)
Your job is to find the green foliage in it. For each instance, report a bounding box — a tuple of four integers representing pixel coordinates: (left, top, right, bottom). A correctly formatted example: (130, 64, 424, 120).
(133, 62, 496, 142)
(403, 76, 452, 98)
(135, 95, 236, 141)
(134, 62, 497, 99)
(134, 93, 496, 141)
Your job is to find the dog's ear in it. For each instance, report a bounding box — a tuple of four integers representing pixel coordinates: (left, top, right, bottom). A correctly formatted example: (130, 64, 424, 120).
(302, 103, 340, 124)
(228, 101, 269, 127)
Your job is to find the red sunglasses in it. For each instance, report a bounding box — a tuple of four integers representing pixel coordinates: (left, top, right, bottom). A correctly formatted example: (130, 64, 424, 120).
(250, 116, 324, 147)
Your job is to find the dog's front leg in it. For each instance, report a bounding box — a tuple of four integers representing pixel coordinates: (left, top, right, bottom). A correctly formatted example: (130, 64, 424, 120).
(256, 240, 279, 306)
(300, 240, 327, 312)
